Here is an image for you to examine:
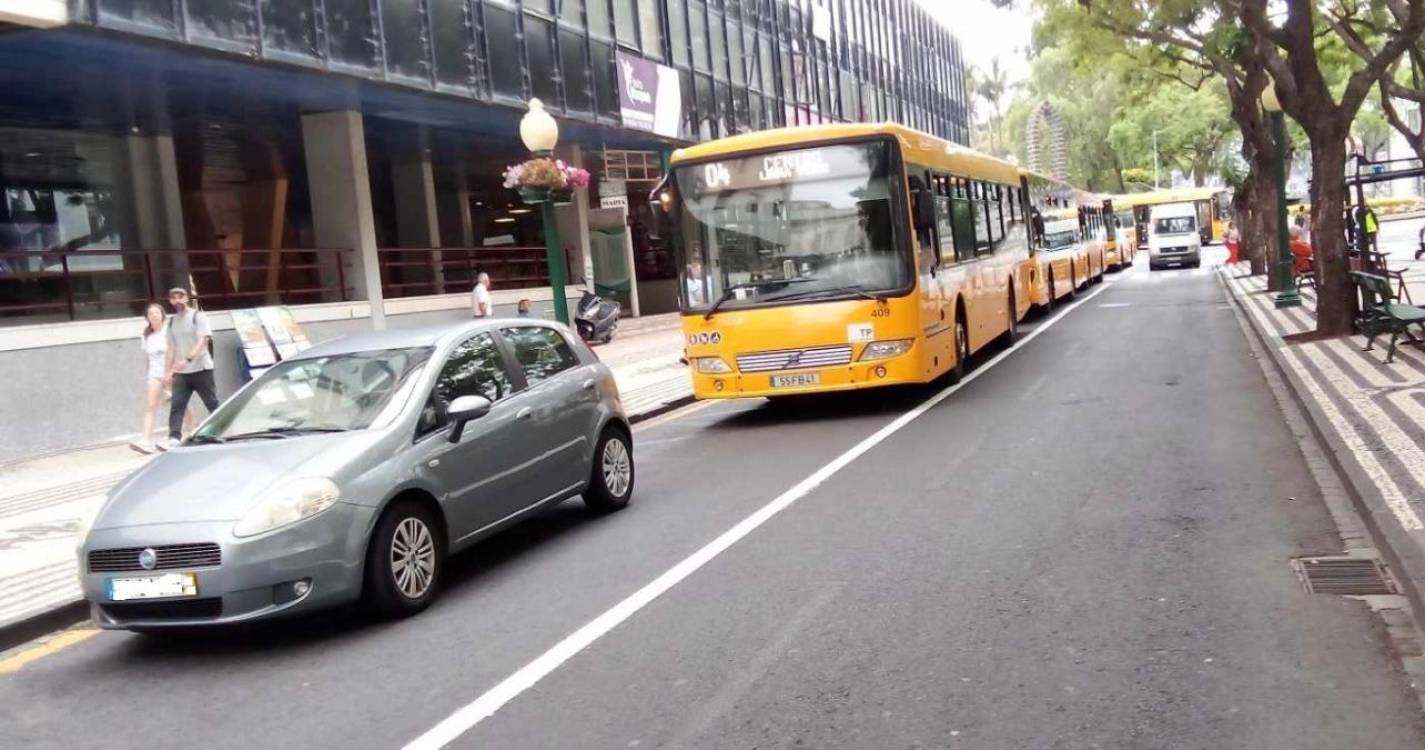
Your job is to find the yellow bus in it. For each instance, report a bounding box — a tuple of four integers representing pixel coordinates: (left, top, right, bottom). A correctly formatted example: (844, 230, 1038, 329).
(1107, 201, 1138, 268)
(656, 123, 1034, 399)
(1114, 187, 1232, 247)
(1022, 171, 1108, 309)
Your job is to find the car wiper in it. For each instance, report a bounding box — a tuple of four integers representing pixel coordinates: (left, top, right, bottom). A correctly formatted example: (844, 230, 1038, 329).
(222, 426, 350, 442)
(186, 434, 225, 445)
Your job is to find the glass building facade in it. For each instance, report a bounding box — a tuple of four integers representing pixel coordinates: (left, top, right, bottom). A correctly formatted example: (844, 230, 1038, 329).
(69, 0, 968, 143)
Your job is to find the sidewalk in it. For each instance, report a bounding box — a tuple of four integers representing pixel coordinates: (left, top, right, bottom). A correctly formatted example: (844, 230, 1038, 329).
(0, 315, 689, 637)
(1221, 260, 1425, 615)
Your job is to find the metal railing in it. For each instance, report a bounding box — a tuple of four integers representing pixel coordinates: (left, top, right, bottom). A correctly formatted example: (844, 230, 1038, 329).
(377, 246, 552, 299)
(0, 248, 350, 323)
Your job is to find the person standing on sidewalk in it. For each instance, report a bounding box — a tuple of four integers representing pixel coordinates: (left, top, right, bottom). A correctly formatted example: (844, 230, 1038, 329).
(472, 272, 492, 318)
(130, 302, 195, 454)
(164, 287, 220, 449)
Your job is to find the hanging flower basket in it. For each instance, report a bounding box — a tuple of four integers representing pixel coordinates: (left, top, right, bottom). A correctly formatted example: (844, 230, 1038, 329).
(504, 158, 590, 205)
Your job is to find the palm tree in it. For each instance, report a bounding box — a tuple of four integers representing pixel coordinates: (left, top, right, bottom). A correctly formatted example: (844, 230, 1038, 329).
(979, 58, 1009, 157)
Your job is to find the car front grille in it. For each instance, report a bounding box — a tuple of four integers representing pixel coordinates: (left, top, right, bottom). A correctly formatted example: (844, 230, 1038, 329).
(736, 345, 854, 373)
(87, 543, 222, 573)
(101, 598, 223, 622)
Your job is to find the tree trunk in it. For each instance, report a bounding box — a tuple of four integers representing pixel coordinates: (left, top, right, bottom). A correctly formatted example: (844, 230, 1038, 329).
(1309, 136, 1354, 336)
(1234, 166, 1269, 277)
(1250, 164, 1279, 287)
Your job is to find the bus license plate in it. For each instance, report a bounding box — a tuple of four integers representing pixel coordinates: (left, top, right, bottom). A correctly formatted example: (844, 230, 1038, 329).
(770, 373, 820, 388)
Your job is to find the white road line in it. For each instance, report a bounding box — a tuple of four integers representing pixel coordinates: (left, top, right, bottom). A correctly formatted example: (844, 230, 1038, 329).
(1100, 302, 1130, 308)
(402, 281, 1117, 750)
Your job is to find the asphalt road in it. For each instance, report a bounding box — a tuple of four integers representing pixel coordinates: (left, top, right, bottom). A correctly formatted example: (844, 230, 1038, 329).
(3, 258, 1423, 749)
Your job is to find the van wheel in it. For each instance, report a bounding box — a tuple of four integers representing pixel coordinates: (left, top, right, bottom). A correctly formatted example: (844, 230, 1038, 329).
(365, 500, 444, 618)
(948, 315, 969, 384)
(584, 427, 634, 513)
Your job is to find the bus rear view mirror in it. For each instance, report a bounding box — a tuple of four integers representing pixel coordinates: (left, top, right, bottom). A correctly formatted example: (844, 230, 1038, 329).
(913, 188, 935, 231)
(648, 186, 675, 240)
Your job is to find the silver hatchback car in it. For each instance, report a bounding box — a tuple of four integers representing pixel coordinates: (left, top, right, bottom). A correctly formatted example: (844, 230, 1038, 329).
(78, 319, 634, 629)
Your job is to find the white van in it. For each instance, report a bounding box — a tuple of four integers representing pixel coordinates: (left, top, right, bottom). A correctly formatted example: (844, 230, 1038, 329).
(1147, 202, 1202, 270)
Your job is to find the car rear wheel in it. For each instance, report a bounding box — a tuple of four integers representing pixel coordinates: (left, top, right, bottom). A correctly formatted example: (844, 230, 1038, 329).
(584, 427, 634, 513)
(365, 500, 443, 618)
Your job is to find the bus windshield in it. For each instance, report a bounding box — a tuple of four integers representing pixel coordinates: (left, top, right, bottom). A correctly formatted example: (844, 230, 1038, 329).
(673, 140, 907, 311)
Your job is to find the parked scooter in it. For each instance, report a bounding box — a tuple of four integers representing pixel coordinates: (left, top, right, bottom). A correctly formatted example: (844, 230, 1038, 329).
(575, 291, 620, 344)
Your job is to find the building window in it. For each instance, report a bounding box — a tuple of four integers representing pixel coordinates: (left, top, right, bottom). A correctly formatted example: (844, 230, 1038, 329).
(96, 0, 179, 36)
(690, 2, 710, 73)
(560, 29, 594, 114)
(483, 5, 525, 99)
(432, 0, 476, 92)
(638, 0, 663, 59)
(188, 0, 258, 50)
(259, 0, 319, 60)
(383, 0, 433, 83)
(613, 0, 638, 46)
(525, 15, 560, 107)
(591, 39, 620, 119)
(326, 0, 380, 71)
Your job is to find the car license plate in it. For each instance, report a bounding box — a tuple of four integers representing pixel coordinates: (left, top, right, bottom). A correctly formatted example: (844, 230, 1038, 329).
(107, 572, 198, 601)
(770, 373, 820, 388)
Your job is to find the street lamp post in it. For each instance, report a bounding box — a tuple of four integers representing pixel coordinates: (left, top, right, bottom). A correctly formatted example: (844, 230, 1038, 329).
(1260, 83, 1301, 309)
(519, 99, 571, 325)
(1152, 129, 1160, 189)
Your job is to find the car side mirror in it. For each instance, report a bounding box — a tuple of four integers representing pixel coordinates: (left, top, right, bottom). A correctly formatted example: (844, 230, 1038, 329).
(447, 395, 492, 443)
(912, 188, 935, 231)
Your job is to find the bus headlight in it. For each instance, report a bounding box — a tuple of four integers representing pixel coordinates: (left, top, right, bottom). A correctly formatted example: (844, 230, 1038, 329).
(694, 357, 733, 374)
(858, 339, 914, 361)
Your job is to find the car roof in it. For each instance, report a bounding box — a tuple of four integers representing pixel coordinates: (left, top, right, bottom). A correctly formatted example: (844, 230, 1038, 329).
(294, 318, 570, 359)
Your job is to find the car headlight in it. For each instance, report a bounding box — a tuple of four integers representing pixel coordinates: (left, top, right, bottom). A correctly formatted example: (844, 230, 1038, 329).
(694, 357, 733, 374)
(859, 339, 914, 361)
(233, 477, 340, 538)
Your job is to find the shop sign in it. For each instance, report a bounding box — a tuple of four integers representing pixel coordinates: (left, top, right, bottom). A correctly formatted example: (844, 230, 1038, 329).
(615, 51, 681, 139)
(600, 195, 629, 210)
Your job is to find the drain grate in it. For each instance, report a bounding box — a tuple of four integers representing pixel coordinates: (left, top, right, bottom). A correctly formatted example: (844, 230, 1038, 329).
(1291, 556, 1396, 595)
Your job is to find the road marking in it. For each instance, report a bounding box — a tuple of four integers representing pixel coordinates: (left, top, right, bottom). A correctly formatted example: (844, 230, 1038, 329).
(1100, 302, 1130, 308)
(403, 281, 1115, 750)
(0, 628, 97, 675)
(632, 400, 714, 433)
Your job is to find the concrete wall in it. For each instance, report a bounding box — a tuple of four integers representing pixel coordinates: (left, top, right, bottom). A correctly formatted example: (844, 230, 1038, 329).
(0, 289, 584, 462)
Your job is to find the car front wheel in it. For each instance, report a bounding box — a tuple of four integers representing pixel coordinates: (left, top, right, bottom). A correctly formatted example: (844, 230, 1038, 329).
(365, 500, 444, 618)
(585, 427, 634, 513)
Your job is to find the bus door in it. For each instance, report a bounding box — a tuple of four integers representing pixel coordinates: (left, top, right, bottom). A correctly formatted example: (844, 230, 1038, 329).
(1195, 201, 1213, 245)
(910, 171, 950, 370)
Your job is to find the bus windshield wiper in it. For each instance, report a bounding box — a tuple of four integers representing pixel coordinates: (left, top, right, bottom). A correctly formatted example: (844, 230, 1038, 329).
(703, 279, 817, 319)
(766, 285, 883, 303)
(222, 426, 350, 442)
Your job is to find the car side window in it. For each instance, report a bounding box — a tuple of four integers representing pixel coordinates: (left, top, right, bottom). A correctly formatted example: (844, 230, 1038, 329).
(500, 326, 579, 386)
(420, 333, 513, 435)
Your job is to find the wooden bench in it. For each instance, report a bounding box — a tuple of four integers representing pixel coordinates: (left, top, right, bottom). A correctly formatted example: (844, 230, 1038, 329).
(1351, 271, 1425, 364)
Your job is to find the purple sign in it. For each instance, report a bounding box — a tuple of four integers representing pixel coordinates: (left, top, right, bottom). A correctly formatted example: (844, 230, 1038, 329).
(616, 51, 680, 138)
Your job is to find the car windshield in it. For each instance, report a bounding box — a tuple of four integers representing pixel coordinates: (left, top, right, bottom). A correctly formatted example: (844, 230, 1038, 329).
(1155, 216, 1196, 234)
(673, 140, 907, 311)
(195, 347, 433, 441)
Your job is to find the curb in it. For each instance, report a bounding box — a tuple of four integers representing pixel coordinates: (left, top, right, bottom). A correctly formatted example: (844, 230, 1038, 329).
(0, 601, 88, 654)
(1219, 270, 1425, 620)
(627, 394, 698, 425)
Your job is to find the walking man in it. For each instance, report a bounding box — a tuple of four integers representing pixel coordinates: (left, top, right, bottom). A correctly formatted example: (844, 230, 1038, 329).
(164, 287, 220, 449)
(472, 272, 492, 318)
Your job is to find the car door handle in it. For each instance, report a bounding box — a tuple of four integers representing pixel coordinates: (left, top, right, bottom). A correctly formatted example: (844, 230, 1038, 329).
(582, 379, 597, 391)
(516, 407, 534, 420)
(427, 459, 440, 468)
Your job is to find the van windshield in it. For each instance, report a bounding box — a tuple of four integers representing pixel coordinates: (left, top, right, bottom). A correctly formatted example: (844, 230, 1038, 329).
(1154, 216, 1196, 235)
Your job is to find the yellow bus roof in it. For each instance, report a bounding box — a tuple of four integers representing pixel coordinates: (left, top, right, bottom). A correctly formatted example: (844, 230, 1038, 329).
(669, 122, 1023, 185)
(1112, 187, 1224, 208)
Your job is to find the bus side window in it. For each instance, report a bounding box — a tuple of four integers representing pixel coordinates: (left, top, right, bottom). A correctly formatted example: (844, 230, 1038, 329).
(979, 182, 1001, 256)
(950, 178, 977, 259)
(933, 174, 956, 264)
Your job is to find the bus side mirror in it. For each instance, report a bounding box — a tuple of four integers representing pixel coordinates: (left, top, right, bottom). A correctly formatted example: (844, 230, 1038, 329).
(913, 188, 935, 231)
